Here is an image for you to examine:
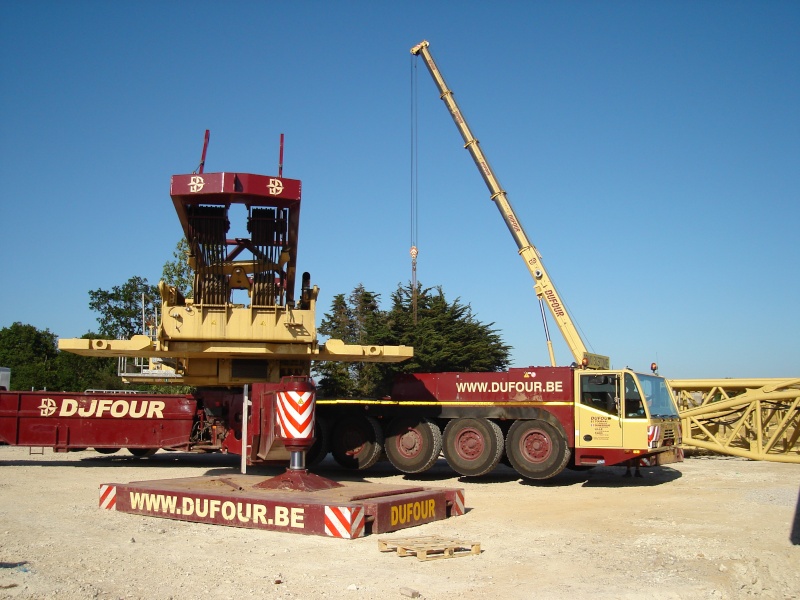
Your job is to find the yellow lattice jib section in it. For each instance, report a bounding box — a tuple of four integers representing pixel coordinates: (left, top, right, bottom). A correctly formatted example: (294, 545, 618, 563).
(669, 378, 800, 463)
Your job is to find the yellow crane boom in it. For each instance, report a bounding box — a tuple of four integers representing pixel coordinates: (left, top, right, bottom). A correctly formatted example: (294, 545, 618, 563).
(411, 41, 609, 369)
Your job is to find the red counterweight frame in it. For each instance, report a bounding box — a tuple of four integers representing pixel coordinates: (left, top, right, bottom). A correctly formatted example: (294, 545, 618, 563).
(170, 171, 302, 306)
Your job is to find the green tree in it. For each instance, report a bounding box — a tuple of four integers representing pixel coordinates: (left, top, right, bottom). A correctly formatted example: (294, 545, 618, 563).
(0, 323, 128, 391)
(314, 286, 386, 398)
(314, 293, 354, 397)
(348, 286, 386, 397)
(368, 283, 511, 395)
(53, 333, 121, 392)
(313, 282, 511, 398)
(162, 238, 193, 298)
(88, 276, 160, 339)
(387, 283, 511, 373)
(0, 322, 59, 390)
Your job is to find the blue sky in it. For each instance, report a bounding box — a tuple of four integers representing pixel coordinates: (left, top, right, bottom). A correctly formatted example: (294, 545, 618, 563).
(1, 1, 797, 379)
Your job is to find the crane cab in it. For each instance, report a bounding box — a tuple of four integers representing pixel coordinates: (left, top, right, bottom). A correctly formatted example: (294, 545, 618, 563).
(573, 369, 682, 467)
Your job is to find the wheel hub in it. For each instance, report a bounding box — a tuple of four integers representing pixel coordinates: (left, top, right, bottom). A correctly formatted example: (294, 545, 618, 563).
(522, 430, 551, 463)
(398, 430, 422, 457)
(455, 428, 484, 460)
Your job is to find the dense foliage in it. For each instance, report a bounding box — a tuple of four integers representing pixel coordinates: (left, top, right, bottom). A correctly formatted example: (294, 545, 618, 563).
(88, 276, 160, 339)
(0, 249, 187, 391)
(313, 286, 387, 398)
(0, 323, 118, 392)
(161, 238, 193, 298)
(313, 283, 511, 398)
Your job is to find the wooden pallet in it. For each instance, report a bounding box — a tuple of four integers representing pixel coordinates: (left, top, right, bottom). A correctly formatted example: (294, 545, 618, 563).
(378, 535, 480, 561)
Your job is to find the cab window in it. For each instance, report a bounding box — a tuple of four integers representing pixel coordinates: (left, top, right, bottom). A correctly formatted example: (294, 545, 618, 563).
(580, 374, 619, 416)
(624, 373, 646, 418)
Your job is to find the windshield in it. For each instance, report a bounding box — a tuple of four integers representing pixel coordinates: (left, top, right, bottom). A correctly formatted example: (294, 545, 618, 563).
(635, 373, 680, 418)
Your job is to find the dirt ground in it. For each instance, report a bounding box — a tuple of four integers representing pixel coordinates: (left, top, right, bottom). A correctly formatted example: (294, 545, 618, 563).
(0, 447, 798, 600)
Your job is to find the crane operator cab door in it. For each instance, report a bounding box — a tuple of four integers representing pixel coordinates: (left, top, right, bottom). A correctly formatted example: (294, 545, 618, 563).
(576, 372, 624, 449)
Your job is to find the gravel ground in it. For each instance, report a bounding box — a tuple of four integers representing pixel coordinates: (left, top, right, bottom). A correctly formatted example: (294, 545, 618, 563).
(1, 447, 798, 600)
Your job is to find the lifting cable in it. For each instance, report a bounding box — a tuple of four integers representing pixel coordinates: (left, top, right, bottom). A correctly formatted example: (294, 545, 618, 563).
(410, 55, 420, 324)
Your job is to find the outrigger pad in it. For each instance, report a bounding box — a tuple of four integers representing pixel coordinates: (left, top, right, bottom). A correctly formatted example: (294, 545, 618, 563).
(101, 475, 465, 539)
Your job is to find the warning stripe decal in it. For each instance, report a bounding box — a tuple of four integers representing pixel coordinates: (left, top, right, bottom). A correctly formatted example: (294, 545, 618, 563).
(352, 507, 365, 538)
(452, 490, 465, 516)
(324, 505, 365, 539)
(276, 391, 315, 439)
(99, 484, 116, 510)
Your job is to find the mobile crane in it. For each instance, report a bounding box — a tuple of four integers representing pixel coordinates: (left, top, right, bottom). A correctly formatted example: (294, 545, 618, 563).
(1, 44, 684, 486)
(315, 41, 684, 480)
(406, 44, 798, 469)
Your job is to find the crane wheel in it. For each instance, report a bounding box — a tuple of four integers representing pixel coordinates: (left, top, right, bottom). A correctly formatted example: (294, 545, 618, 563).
(127, 448, 158, 458)
(505, 419, 570, 480)
(305, 415, 331, 468)
(330, 415, 383, 470)
(442, 418, 504, 477)
(384, 417, 442, 474)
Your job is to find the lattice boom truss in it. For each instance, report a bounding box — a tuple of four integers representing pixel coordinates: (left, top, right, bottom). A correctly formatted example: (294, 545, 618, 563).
(669, 378, 800, 463)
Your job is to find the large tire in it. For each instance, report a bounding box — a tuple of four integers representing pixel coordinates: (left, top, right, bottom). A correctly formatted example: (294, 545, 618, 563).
(94, 448, 120, 455)
(330, 415, 383, 470)
(127, 448, 158, 458)
(305, 415, 331, 468)
(384, 417, 442, 474)
(442, 418, 504, 477)
(505, 419, 570, 480)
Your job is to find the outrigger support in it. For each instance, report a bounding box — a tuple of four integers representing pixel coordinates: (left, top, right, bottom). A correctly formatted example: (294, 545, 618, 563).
(99, 378, 465, 538)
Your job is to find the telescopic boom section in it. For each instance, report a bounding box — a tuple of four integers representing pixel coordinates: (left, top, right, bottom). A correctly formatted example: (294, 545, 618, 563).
(410, 40, 609, 370)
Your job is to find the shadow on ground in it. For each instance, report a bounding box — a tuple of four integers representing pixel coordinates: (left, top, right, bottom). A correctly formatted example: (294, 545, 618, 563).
(0, 449, 683, 488)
